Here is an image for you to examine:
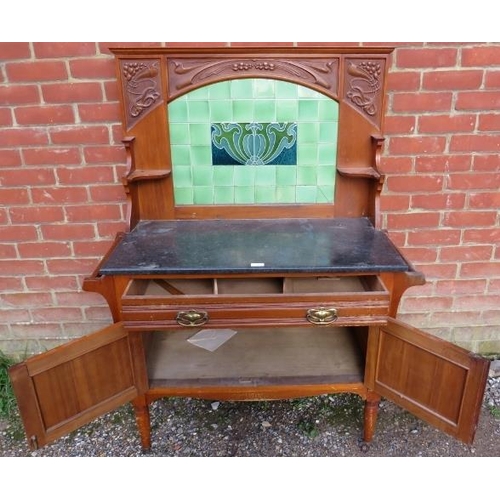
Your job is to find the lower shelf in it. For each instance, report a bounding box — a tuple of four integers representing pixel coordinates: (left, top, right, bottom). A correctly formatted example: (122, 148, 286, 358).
(147, 326, 365, 389)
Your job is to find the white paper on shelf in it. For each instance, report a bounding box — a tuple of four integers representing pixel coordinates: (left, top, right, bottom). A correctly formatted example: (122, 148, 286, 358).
(187, 328, 237, 352)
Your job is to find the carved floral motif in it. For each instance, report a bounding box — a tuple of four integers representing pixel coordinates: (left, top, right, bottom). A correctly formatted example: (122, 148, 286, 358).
(346, 61, 382, 117)
(121, 60, 161, 127)
(232, 61, 276, 71)
(168, 58, 338, 100)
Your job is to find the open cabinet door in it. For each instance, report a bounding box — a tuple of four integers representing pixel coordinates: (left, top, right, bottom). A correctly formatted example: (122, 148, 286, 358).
(9, 323, 145, 450)
(372, 318, 490, 444)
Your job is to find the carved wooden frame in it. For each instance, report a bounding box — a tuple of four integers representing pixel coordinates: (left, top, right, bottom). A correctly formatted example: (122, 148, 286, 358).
(110, 46, 394, 227)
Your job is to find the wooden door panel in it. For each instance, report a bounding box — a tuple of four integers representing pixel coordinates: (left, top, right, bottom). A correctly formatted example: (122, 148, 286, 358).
(372, 319, 489, 444)
(9, 323, 142, 450)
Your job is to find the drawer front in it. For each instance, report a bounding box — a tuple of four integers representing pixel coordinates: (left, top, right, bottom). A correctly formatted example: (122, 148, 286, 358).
(121, 299, 390, 330)
(121, 276, 390, 329)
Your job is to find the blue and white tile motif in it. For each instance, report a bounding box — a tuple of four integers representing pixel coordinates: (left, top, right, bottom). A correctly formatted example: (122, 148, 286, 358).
(211, 122, 297, 166)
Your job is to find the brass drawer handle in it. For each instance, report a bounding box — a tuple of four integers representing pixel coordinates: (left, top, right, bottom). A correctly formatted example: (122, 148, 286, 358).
(306, 307, 338, 325)
(176, 310, 209, 327)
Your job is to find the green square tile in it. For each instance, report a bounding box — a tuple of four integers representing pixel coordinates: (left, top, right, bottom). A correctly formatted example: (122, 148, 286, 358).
(297, 166, 317, 186)
(188, 101, 210, 122)
(174, 187, 193, 205)
(253, 79, 275, 98)
(231, 79, 254, 99)
(255, 186, 276, 203)
(254, 101, 276, 121)
(213, 165, 234, 186)
(276, 186, 296, 203)
(233, 100, 254, 121)
(210, 100, 232, 122)
(169, 124, 190, 145)
(317, 185, 334, 203)
(296, 186, 318, 203)
(298, 85, 320, 98)
(275, 81, 298, 99)
(297, 144, 317, 165)
(276, 165, 297, 186)
(234, 166, 255, 186)
(317, 165, 335, 185)
(191, 146, 212, 166)
(171, 145, 191, 166)
(298, 123, 319, 144)
(173, 164, 192, 187)
(214, 186, 234, 204)
(192, 165, 213, 186)
(299, 100, 319, 120)
(209, 81, 231, 99)
(255, 166, 276, 186)
(168, 100, 188, 123)
(276, 100, 298, 121)
(318, 144, 336, 165)
(319, 122, 338, 142)
(193, 186, 214, 204)
(235, 186, 255, 204)
(189, 124, 210, 145)
(319, 100, 339, 121)
(187, 86, 209, 100)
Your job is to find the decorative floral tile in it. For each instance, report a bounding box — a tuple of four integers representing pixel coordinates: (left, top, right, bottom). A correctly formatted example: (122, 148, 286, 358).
(211, 122, 297, 166)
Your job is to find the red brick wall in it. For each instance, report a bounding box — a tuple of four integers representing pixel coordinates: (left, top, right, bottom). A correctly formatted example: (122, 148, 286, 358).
(1, 42, 499, 355)
(380, 43, 500, 354)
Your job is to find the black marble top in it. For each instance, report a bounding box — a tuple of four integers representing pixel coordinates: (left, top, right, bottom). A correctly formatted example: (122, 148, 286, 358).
(98, 218, 409, 275)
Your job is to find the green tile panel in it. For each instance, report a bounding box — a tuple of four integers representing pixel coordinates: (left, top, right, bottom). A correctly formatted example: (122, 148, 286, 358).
(169, 78, 338, 205)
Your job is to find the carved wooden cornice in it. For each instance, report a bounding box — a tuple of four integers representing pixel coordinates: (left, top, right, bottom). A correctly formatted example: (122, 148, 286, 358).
(167, 58, 339, 101)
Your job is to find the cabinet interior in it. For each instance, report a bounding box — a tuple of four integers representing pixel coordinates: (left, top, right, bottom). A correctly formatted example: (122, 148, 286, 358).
(146, 326, 368, 389)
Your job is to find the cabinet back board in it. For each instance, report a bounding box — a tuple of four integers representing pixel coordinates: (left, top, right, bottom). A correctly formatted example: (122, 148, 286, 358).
(111, 46, 393, 227)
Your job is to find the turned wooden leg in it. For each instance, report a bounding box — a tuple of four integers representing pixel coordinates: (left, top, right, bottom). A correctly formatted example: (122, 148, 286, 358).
(133, 395, 151, 451)
(363, 392, 381, 442)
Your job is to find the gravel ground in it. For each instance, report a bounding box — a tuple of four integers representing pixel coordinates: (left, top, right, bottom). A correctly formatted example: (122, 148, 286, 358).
(1, 371, 498, 500)
(1, 373, 499, 458)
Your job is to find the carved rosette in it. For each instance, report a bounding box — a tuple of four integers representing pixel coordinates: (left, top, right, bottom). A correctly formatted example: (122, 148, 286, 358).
(121, 59, 162, 129)
(344, 59, 384, 125)
(167, 58, 339, 100)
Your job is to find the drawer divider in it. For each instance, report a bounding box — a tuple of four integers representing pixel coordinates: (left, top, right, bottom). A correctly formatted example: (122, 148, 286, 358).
(152, 279, 185, 295)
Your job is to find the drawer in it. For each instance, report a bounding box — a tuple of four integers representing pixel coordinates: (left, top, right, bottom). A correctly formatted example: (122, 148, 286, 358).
(121, 275, 390, 329)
